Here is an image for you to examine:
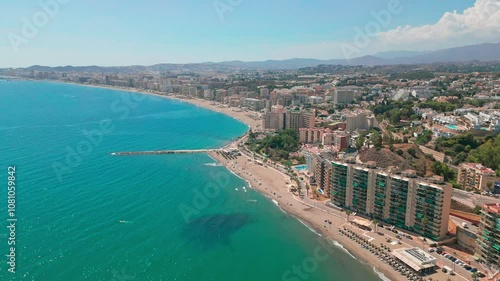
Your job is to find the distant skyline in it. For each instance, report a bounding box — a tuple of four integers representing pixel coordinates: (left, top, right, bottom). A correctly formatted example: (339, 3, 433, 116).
(1, 0, 499, 68)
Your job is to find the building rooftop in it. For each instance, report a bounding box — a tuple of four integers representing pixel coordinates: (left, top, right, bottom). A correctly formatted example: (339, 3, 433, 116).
(393, 248, 436, 272)
(483, 203, 500, 214)
(461, 163, 496, 174)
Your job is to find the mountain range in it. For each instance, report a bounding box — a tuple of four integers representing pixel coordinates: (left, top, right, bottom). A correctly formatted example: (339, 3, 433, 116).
(5, 42, 500, 72)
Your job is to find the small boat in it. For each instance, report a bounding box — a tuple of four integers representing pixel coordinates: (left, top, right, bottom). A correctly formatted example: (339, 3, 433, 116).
(235, 188, 239, 191)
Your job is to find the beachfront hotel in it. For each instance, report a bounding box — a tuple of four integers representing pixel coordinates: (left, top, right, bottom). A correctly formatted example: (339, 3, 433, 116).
(331, 161, 452, 241)
(476, 203, 500, 266)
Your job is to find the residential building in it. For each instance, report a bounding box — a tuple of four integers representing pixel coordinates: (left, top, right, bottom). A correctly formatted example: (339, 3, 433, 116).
(457, 163, 496, 191)
(331, 161, 350, 208)
(476, 203, 500, 266)
(285, 111, 315, 131)
(262, 112, 285, 130)
(333, 90, 355, 104)
(333, 131, 349, 151)
(307, 96, 324, 104)
(330, 161, 452, 240)
(314, 155, 332, 197)
(303, 151, 315, 175)
(203, 89, 214, 100)
(241, 98, 266, 111)
(344, 110, 377, 133)
(260, 88, 270, 99)
(299, 128, 324, 144)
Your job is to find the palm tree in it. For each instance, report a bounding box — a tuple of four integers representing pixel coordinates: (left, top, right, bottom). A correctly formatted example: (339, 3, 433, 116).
(471, 272, 479, 281)
(372, 219, 379, 232)
(422, 217, 429, 231)
(345, 210, 352, 222)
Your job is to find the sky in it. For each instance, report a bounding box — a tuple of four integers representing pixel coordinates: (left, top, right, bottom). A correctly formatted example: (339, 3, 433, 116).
(0, 0, 499, 67)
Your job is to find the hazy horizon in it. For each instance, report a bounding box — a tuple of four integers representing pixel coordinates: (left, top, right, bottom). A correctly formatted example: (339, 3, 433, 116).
(1, 0, 500, 68)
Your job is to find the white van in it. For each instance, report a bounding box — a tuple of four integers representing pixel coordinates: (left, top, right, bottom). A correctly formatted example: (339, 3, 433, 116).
(443, 266, 454, 275)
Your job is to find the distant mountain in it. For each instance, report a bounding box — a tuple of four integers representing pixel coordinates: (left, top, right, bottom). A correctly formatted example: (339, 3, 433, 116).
(394, 42, 500, 64)
(4, 42, 500, 72)
(373, 50, 425, 59)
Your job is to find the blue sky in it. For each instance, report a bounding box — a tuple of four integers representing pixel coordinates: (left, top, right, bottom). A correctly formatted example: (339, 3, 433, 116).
(1, 0, 498, 67)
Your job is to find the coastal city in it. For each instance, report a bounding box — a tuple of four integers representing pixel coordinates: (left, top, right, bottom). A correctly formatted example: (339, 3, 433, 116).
(3, 61, 499, 281)
(2, 1, 500, 280)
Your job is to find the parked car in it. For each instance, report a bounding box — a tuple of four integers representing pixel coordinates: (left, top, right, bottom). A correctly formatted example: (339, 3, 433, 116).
(406, 235, 413, 239)
(436, 250, 443, 254)
(428, 248, 435, 253)
(470, 268, 477, 273)
(478, 272, 486, 277)
(392, 229, 398, 234)
(463, 265, 471, 270)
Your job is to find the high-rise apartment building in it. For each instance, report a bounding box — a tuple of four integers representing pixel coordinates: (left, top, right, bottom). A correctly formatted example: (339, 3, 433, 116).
(313, 156, 332, 197)
(476, 203, 500, 266)
(333, 90, 355, 104)
(331, 161, 452, 241)
(262, 112, 285, 131)
(285, 111, 315, 131)
(263, 110, 315, 131)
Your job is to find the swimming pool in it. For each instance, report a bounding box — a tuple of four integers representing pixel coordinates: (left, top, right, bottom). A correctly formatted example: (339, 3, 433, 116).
(447, 125, 458, 130)
(293, 165, 308, 171)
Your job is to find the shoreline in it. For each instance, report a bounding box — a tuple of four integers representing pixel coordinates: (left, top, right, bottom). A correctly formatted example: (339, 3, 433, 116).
(208, 150, 403, 281)
(44, 80, 401, 280)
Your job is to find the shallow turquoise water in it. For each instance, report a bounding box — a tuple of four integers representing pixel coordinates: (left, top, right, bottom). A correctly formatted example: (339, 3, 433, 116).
(0, 80, 382, 281)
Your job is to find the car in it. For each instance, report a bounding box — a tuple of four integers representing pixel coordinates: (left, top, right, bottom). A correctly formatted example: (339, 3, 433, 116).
(377, 223, 383, 227)
(428, 248, 435, 253)
(392, 229, 398, 234)
(442, 268, 448, 273)
(450, 257, 457, 262)
(436, 250, 443, 254)
(478, 272, 486, 277)
(470, 268, 477, 273)
(463, 265, 471, 270)
(406, 235, 413, 239)
(396, 235, 401, 239)
(444, 254, 450, 258)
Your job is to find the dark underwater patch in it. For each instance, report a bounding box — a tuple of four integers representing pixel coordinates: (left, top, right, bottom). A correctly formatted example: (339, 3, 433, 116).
(182, 213, 253, 247)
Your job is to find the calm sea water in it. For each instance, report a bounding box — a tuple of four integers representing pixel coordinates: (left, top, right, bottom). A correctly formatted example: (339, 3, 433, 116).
(0, 80, 382, 281)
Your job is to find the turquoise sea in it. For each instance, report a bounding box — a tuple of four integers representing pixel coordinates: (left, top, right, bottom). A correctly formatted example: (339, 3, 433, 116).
(0, 80, 382, 281)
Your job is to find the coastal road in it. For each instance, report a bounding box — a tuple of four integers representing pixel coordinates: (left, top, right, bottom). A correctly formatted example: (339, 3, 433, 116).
(452, 189, 500, 208)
